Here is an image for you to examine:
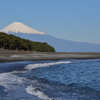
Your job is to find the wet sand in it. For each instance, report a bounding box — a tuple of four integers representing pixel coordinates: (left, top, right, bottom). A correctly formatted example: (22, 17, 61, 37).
(0, 49, 100, 63)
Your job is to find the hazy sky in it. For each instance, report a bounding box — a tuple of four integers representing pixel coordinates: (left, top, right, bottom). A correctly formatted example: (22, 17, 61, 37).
(0, 0, 100, 44)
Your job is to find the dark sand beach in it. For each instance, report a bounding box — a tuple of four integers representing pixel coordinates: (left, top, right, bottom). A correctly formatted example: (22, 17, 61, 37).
(0, 49, 100, 63)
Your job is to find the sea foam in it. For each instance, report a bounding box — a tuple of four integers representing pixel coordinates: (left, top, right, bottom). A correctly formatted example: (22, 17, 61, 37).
(0, 69, 54, 99)
(25, 61, 71, 70)
(26, 85, 51, 100)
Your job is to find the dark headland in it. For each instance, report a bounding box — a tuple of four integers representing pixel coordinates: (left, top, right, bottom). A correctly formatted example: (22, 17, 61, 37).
(0, 49, 100, 63)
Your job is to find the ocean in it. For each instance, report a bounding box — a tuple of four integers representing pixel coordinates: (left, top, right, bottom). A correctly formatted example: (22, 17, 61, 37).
(0, 59, 100, 100)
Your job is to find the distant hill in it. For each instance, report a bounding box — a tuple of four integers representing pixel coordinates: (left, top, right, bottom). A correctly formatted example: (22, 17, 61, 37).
(0, 32, 55, 52)
(1, 22, 100, 52)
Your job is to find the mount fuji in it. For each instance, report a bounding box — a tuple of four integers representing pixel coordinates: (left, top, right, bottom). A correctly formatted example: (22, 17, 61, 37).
(1, 22, 44, 34)
(1, 22, 100, 52)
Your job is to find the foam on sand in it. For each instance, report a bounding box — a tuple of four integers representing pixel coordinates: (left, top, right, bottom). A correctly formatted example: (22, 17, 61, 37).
(11, 55, 19, 57)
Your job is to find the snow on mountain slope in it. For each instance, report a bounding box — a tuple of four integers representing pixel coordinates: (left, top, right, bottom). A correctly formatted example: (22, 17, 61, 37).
(1, 22, 45, 34)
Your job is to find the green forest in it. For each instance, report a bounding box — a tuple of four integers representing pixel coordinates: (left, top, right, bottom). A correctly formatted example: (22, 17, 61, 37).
(0, 32, 55, 52)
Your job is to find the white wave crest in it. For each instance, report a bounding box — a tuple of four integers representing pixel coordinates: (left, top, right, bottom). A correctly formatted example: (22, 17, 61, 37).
(25, 61, 71, 70)
(0, 72, 41, 99)
(26, 85, 51, 100)
(0, 72, 24, 88)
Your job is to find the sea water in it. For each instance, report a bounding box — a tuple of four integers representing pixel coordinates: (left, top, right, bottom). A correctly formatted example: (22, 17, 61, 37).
(0, 59, 100, 100)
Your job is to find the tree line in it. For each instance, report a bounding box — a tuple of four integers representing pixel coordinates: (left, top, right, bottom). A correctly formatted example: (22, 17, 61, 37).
(0, 32, 55, 52)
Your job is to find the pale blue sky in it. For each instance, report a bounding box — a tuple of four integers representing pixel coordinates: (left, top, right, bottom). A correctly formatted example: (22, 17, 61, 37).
(0, 0, 100, 44)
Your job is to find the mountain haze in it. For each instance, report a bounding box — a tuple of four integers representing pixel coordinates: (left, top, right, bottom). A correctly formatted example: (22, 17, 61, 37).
(1, 22, 100, 52)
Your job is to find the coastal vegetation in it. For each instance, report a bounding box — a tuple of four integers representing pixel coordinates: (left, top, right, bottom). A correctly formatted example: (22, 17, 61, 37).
(0, 32, 55, 52)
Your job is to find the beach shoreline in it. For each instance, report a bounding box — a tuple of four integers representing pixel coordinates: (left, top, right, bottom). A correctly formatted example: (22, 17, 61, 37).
(0, 49, 100, 63)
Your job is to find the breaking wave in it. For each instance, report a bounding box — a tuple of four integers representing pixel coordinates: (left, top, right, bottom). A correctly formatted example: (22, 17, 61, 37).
(0, 59, 100, 100)
(24, 61, 72, 70)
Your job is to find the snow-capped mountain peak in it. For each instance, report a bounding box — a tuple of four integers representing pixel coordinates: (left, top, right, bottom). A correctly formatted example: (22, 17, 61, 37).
(1, 22, 45, 34)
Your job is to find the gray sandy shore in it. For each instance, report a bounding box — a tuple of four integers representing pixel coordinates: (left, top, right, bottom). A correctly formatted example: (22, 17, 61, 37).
(0, 49, 100, 63)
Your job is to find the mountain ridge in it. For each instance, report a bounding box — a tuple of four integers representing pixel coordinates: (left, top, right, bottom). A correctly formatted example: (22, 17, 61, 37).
(7, 32, 100, 52)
